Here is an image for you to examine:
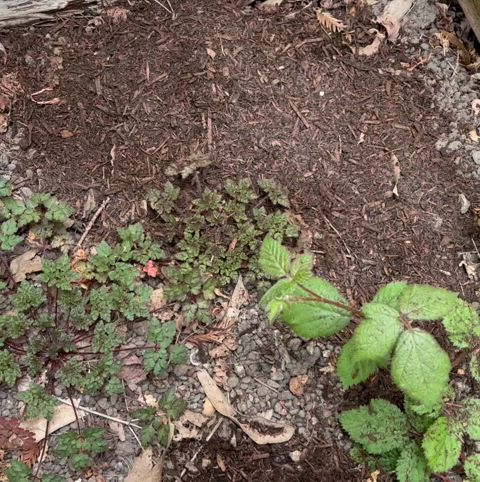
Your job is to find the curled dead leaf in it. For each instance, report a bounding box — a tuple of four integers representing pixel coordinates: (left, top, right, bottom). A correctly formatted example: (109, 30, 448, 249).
(376, 0, 413, 41)
(472, 99, 480, 116)
(197, 370, 295, 445)
(357, 30, 385, 56)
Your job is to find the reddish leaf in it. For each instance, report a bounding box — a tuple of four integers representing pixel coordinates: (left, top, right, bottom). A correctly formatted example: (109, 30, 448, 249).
(0, 417, 36, 451)
(143, 260, 158, 277)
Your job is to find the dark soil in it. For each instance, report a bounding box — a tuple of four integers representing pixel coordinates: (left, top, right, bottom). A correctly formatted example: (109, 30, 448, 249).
(1, 0, 478, 480)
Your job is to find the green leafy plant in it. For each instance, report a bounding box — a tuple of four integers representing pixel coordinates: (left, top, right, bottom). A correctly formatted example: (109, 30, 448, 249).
(258, 237, 480, 480)
(147, 178, 298, 324)
(5, 460, 65, 482)
(56, 427, 107, 471)
(0, 181, 74, 251)
(133, 389, 186, 447)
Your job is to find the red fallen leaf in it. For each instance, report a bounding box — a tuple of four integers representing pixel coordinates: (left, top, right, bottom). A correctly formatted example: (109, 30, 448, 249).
(0, 417, 36, 451)
(143, 260, 158, 277)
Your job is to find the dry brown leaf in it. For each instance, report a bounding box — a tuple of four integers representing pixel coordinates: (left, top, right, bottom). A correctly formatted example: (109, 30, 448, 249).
(357, 30, 385, 56)
(206, 48, 216, 59)
(197, 370, 295, 445)
(149, 287, 166, 311)
(460, 252, 480, 281)
(288, 375, 309, 397)
(125, 448, 163, 482)
(60, 129, 74, 138)
(21, 402, 85, 442)
(109, 421, 126, 442)
(218, 275, 248, 330)
(173, 411, 208, 442)
(9, 250, 42, 283)
(139, 392, 158, 407)
(470, 129, 480, 143)
(120, 365, 147, 392)
(376, 0, 413, 41)
(434, 31, 471, 64)
(315, 9, 346, 33)
(203, 399, 216, 417)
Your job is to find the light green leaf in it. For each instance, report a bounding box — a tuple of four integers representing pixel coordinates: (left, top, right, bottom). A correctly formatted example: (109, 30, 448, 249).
(339, 399, 409, 454)
(259, 237, 291, 278)
(266, 299, 288, 322)
(470, 354, 480, 383)
(336, 339, 380, 389)
(422, 416, 462, 473)
(398, 284, 459, 321)
(442, 301, 480, 349)
(352, 302, 403, 363)
(0, 178, 12, 198)
(465, 454, 480, 482)
(391, 329, 451, 407)
(281, 277, 351, 339)
(396, 442, 430, 482)
(290, 253, 313, 283)
(372, 281, 408, 310)
(463, 398, 480, 440)
(259, 279, 296, 307)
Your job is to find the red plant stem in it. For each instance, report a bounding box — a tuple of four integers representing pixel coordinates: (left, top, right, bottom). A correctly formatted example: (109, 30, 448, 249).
(33, 420, 50, 479)
(296, 283, 363, 318)
(66, 387, 82, 435)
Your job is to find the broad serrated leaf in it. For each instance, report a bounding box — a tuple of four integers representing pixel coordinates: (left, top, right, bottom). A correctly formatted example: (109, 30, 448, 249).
(465, 454, 480, 482)
(404, 398, 439, 433)
(463, 398, 480, 440)
(336, 339, 380, 389)
(290, 253, 313, 283)
(259, 237, 291, 278)
(398, 284, 459, 321)
(442, 301, 480, 349)
(396, 442, 430, 482)
(339, 399, 409, 454)
(351, 302, 403, 363)
(281, 277, 351, 338)
(259, 279, 296, 307)
(422, 416, 462, 473)
(372, 281, 408, 310)
(391, 329, 451, 407)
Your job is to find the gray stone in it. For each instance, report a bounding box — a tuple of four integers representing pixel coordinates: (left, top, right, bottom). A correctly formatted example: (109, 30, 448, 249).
(18, 187, 33, 200)
(447, 141, 462, 151)
(287, 338, 302, 351)
(472, 151, 480, 165)
(97, 398, 109, 410)
(234, 364, 246, 377)
(228, 375, 239, 389)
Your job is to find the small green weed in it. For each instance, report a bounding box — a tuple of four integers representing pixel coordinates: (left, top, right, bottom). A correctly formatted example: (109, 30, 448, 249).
(258, 236, 480, 481)
(5, 460, 65, 482)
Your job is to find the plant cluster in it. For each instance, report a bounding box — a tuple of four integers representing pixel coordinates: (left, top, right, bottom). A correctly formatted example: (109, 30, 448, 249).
(147, 178, 298, 323)
(0, 178, 74, 251)
(258, 237, 480, 481)
(133, 389, 186, 447)
(5, 460, 64, 482)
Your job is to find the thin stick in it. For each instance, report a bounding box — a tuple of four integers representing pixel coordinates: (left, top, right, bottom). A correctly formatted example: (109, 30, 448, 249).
(127, 424, 144, 450)
(323, 215, 351, 255)
(75, 197, 110, 249)
(180, 419, 223, 479)
(56, 398, 141, 429)
(289, 100, 310, 129)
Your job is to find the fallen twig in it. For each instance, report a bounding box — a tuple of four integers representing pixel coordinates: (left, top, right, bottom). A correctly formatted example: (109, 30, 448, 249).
(75, 196, 110, 249)
(56, 397, 141, 429)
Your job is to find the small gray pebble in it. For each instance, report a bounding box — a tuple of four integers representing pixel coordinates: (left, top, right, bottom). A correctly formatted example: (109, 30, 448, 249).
(472, 151, 480, 165)
(228, 375, 239, 389)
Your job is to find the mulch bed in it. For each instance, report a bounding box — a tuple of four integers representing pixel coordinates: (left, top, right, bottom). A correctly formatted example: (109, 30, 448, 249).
(1, 0, 478, 480)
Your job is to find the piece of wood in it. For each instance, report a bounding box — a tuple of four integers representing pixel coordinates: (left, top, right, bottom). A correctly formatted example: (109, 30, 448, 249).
(0, 0, 95, 26)
(459, 0, 480, 45)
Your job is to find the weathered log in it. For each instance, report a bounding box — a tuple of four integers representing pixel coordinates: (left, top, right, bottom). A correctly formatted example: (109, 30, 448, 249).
(458, 0, 480, 46)
(0, 0, 95, 26)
